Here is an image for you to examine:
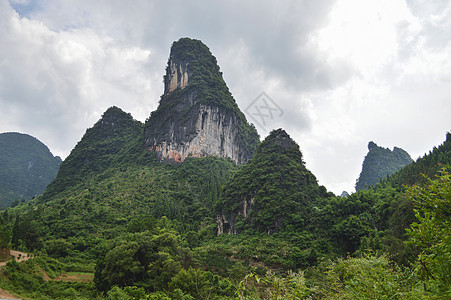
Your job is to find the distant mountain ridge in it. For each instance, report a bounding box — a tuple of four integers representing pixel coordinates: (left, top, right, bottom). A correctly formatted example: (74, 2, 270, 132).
(0, 132, 61, 208)
(356, 141, 412, 191)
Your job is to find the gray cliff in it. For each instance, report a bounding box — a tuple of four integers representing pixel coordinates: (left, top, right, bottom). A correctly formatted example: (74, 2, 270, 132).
(144, 38, 259, 164)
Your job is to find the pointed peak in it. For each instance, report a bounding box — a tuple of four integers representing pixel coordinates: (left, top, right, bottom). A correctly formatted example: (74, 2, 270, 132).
(267, 128, 291, 140)
(98, 106, 134, 125)
(169, 38, 212, 63)
(368, 141, 378, 150)
(261, 128, 298, 151)
(145, 39, 259, 164)
(91, 106, 140, 139)
(101, 106, 131, 119)
(163, 37, 223, 96)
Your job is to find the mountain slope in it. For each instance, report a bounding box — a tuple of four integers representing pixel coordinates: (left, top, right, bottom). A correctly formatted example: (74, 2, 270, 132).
(0, 132, 61, 208)
(379, 132, 451, 188)
(217, 129, 330, 234)
(41, 106, 145, 200)
(19, 105, 239, 244)
(144, 38, 259, 164)
(355, 141, 412, 191)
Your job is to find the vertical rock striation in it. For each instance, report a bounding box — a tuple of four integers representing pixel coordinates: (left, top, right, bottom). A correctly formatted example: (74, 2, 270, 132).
(144, 38, 259, 164)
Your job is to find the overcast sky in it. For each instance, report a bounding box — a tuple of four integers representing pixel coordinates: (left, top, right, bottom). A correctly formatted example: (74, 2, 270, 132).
(1, 0, 450, 194)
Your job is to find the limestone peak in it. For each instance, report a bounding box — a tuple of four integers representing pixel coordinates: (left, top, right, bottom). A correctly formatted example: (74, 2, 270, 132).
(145, 38, 259, 164)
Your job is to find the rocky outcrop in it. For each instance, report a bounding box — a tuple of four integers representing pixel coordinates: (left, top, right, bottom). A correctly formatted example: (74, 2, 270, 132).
(149, 105, 247, 163)
(217, 196, 254, 235)
(165, 60, 189, 94)
(355, 141, 413, 191)
(145, 38, 259, 164)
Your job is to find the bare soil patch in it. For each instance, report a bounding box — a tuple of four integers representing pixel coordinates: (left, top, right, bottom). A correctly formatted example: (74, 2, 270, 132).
(0, 250, 32, 267)
(54, 272, 94, 283)
(0, 287, 21, 299)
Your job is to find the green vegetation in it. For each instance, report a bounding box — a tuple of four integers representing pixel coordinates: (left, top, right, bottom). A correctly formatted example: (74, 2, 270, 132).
(0, 39, 450, 298)
(406, 169, 450, 296)
(1, 118, 450, 298)
(0, 132, 62, 208)
(167, 38, 241, 113)
(381, 132, 451, 187)
(356, 141, 412, 191)
(218, 129, 331, 234)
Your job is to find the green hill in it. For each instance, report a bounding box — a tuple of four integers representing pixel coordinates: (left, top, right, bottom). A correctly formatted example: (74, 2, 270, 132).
(0, 132, 61, 208)
(380, 132, 451, 188)
(217, 128, 330, 234)
(0, 38, 449, 299)
(34, 106, 239, 242)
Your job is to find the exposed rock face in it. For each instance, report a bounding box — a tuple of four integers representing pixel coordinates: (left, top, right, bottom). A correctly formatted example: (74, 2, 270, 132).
(355, 141, 413, 191)
(145, 38, 259, 164)
(217, 196, 254, 235)
(149, 105, 246, 163)
(165, 60, 189, 94)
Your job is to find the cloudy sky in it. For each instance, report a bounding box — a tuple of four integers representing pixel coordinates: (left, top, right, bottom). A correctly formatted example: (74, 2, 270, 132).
(1, 0, 450, 194)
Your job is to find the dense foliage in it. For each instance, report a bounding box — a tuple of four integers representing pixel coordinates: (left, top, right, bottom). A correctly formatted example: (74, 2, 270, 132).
(42, 106, 144, 199)
(0, 132, 61, 208)
(165, 37, 241, 113)
(218, 129, 331, 234)
(380, 132, 451, 188)
(406, 169, 450, 295)
(356, 141, 412, 191)
(1, 126, 450, 298)
(1, 39, 450, 298)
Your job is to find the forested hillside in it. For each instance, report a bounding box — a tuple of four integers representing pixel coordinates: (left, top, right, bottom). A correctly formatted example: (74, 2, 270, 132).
(0, 38, 449, 299)
(0, 128, 448, 299)
(217, 129, 331, 235)
(0, 132, 62, 208)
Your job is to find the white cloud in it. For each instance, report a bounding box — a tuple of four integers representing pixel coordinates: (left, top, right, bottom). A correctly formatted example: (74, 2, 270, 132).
(0, 0, 158, 158)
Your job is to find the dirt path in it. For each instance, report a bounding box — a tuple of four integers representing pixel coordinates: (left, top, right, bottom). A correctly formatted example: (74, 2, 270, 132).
(0, 250, 32, 299)
(0, 250, 32, 267)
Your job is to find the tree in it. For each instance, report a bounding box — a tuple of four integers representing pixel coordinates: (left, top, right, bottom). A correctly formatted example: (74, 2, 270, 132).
(169, 267, 235, 299)
(406, 168, 451, 296)
(0, 225, 10, 260)
(95, 228, 191, 293)
(324, 255, 425, 299)
(11, 215, 41, 250)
